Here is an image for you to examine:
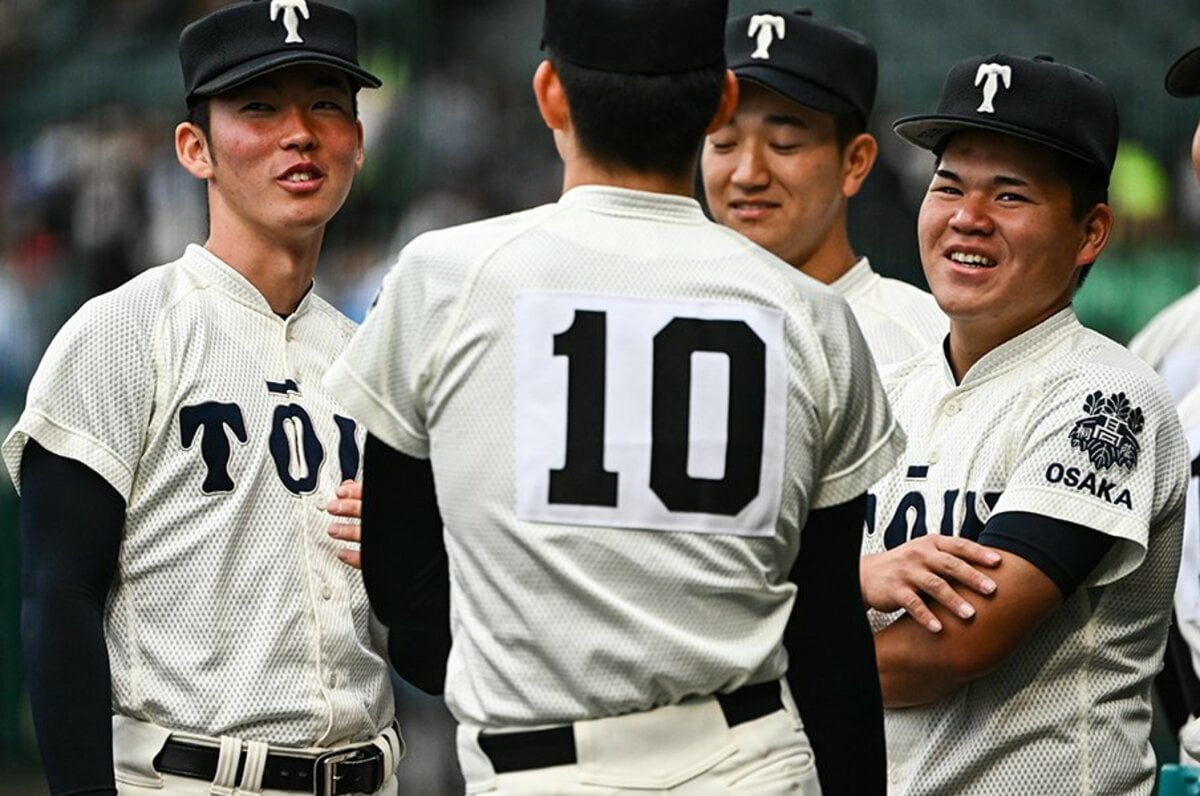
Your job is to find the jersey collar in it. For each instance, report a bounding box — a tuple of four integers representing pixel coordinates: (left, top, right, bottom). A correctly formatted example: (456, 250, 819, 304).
(558, 185, 708, 224)
(947, 305, 1081, 387)
(828, 256, 876, 300)
(183, 244, 314, 320)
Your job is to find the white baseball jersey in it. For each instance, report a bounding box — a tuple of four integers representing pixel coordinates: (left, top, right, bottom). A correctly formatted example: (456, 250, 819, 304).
(1173, 386, 1200, 681)
(2, 244, 394, 746)
(326, 185, 904, 729)
(829, 257, 946, 367)
(1129, 283, 1200, 401)
(863, 308, 1188, 795)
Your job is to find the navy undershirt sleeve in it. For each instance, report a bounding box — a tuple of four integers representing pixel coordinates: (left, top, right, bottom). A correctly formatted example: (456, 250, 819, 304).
(361, 434, 451, 695)
(20, 440, 123, 796)
(786, 493, 885, 796)
(978, 511, 1117, 596)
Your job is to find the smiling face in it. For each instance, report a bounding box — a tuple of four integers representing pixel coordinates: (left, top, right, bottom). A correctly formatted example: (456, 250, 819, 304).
(701, 81, 873, 282)
(180, 64, 365, 244)
(919, 130, 1111, 364)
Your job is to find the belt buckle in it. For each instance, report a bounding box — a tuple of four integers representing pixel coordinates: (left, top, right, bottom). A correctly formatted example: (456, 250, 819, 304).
(314, 747, 366, 796)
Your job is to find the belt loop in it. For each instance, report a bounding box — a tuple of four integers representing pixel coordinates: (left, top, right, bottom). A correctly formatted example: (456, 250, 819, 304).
(370, 721, 404, 778)
(209, 735, 241, 796)
(238, 739, 269, 795)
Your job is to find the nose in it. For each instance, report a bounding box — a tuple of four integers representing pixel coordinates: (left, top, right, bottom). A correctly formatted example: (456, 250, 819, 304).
(949, 195, 993, 235)
(730, 145, 769, 190)
(279, 105, 317, 152)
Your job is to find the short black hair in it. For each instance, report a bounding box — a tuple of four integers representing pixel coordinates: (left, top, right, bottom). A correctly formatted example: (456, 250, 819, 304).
(549, 50, 727, 178)
(833, 112, 868, 152)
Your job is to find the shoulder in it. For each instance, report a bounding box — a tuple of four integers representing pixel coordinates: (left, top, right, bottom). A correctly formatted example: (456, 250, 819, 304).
(1129, 284, 1200, 357)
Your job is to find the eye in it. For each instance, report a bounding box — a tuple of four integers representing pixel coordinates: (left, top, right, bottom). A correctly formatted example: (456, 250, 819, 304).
(996, 191, 1031, 203)
(929, 183, 962, 196)
(708, 139, 736, 152)
(770, 141, 801, 153)
(240, 101, 274, 113)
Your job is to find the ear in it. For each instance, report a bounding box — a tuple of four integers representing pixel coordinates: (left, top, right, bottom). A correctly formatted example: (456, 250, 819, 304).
(1076, 202, 1114, 267)
(533, 59, 569, 132)
(354, 118, 366, 173)
(176, 121, 214, 180)
(705, 70, 739, 134)
(840, 132, 878, 199)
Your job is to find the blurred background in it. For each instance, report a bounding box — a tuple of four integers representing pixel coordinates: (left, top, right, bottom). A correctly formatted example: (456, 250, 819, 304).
(1, 0, 1199, 792)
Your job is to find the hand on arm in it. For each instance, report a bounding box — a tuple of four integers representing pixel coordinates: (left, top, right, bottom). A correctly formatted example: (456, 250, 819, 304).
(860, 535, 1001, 633)
(873, 548, 1060, 708)
(327, 479, 363, 569)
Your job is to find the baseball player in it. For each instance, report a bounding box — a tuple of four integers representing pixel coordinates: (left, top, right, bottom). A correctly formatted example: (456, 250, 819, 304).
(3, 2, 402, 794)
(860, 53, 1189, 795)
(1128, 46, 1200, 401)
(701, 8, 946, 367)
(324, 0, 904, 792)
(1149, 44, 1200, 766)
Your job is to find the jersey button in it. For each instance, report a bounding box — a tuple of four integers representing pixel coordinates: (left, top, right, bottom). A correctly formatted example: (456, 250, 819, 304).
(944, 400, 961, 416)
(321, 584, 333, 600)
(928, 451, 941, 464)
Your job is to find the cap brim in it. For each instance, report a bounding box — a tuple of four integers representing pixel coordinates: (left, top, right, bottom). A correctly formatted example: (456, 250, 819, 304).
(193, 51, 382, 98)
(893, 114, 1104, 169)
(733, 64, 860, 118)
(1167, 46, 1200, 97)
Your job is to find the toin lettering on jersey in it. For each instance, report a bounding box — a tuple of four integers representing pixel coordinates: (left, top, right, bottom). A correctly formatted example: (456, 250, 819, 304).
(179, 379, 359, 495)
(866, 489, 1002, 549)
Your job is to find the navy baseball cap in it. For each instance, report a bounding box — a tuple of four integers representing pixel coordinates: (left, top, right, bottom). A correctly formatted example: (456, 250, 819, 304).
(1166, 45, 1200, 97)
(542, 0, 728, 75)
(725, 9, 877, 124)
(179, 0, 382, 102)
(894, 54, 1118, 177)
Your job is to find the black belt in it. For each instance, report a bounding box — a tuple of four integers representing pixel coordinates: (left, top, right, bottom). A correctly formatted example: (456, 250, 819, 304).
(478, 680, 785, 774)
(155, 738, 385, 795)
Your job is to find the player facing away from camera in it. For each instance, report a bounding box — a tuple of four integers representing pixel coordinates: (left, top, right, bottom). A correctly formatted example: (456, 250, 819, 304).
(324, 0, 904, 792)
(4, 2, 402, 794)
(701, 9, 945, 367)
(859, 53, 1188, 795)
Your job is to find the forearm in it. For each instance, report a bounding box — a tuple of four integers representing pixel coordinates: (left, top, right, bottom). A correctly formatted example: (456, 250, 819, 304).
(874, 608, 977, 708)
(788, 495, 885, 795)
(20, 441, 123, 795)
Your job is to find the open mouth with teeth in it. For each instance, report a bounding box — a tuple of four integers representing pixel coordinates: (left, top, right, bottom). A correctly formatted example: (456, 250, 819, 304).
(285, 171, 317, 182)
(949, 251, 997, 268)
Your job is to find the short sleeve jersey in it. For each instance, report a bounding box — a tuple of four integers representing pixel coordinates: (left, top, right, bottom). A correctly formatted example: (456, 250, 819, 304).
(326, 186, 904, 729)
(2, 245, 394, 746)
(1129, 283, 1200, 401)
(829, 257, 947, 368)
(1173, 386, 1200, 679)
(863, 308, 1188, 795)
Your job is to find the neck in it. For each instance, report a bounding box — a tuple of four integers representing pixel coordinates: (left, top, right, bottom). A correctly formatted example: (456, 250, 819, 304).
(945, 304, 1068, 383)
(796, 221, 859, 285)
(205, 224, 324, 316)
(561, 158, 695, 199)
(204, 209, 324, 316)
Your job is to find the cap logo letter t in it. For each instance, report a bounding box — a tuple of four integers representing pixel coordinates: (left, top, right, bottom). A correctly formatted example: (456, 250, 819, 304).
(974, 63, 1012, 114)
(748, 15, 786, 60)
(270, 0, 311, 44)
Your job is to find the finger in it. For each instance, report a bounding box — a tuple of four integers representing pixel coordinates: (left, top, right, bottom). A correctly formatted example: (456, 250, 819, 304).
(328, 523, 362, 544)
(935, 553, 998, 596)
(934, 536, 1001, 566)
(917, 571, 977, 621)
(336, 480, 362, 500)
(900, 591, 943, 633)
(337, 548, 362, 570)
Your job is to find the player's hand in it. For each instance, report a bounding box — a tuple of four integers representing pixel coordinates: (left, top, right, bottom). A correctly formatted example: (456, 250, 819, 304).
(327, 479, 363, 570)
(860, 536, 1001, 633)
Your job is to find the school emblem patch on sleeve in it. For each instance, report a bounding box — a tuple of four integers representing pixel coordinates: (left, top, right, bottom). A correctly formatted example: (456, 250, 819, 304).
(1068, 390, 1143, 471)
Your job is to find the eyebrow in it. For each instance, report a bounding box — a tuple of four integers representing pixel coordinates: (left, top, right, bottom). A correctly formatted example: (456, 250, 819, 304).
(763, 113, 807, 129)
(934, 168, 1029, 187)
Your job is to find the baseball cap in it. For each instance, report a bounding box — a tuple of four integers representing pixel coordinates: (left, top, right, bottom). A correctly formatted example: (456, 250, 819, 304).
(893, 54, 1118, 177)
(1166, 45, 1200, 97)
(725, 9, 877, 124)
(542, 0, 727, 75)
(179, 0, 382, 102)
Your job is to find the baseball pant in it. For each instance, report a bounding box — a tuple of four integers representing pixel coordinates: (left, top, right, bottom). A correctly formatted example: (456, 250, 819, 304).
(112, 715, 401, 795)
(457, 680, 821, 795)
